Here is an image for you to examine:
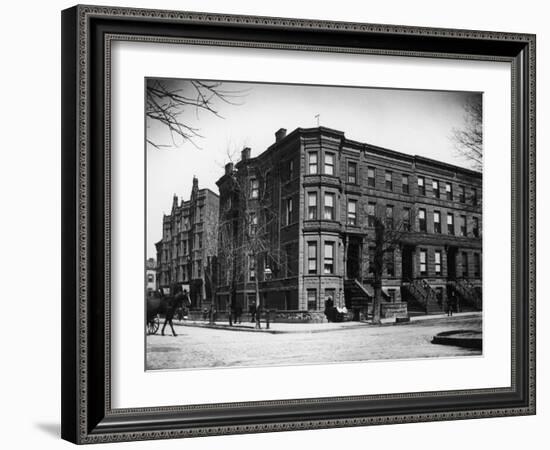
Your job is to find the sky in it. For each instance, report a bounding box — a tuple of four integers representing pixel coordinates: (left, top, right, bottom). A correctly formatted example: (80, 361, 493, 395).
(146, 79, 481, 259)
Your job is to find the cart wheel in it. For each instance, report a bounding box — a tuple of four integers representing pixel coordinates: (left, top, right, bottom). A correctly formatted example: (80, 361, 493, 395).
(147, 316, 160, 335)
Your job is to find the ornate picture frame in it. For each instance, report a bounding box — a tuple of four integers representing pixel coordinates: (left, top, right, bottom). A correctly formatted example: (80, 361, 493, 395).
(61, 5, 536, 444)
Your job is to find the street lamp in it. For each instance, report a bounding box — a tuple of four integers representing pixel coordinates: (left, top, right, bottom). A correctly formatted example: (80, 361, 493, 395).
(263, 267, 272, 329)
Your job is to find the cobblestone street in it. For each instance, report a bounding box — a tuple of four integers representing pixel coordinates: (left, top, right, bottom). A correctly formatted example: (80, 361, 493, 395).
(146, 315, 482, 370)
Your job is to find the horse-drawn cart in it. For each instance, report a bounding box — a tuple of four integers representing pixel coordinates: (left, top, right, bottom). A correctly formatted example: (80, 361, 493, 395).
(146, 294, 162, 335)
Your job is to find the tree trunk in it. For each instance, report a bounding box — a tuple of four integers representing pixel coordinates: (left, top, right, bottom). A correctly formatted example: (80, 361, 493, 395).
(372, 278, 382, 324)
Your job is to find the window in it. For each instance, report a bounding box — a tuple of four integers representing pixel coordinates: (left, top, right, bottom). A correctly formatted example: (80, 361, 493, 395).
(459, 185, 466, 203)
(147, 274, 154, 283)
(474, 253, 481, 277)
(250, 178, 259, 199)
(402, 174, 410, 194)
(419, 208, 427, 232)
(473, 217, 480, 237)
(367, 167, 376, 187)
(432, 180, 440, 198)
(197, 233, 203, 249)
(387, 289, 396, 302)
(324, 242, 334, 274)
(447, 213, 455, 235)
(285, 198, 293, 225)
(198, 206, 204, 222)
(368, 246, 376, 274)
(420, 250, 427, 276)
(385, 205, 394, 229)
(307, 192, 317, 219)
(417, 176, 425, 195)
(446, 182, 453, 201)
(249, 256, 255, 281)
(307, 242, 317, 274)
(385, 171, 393, 191)
(249, 213, 257, 236)
(324, 193, 335, 220)
(460, 215, 467, 236)
(386, 250, 395, 277)
(307, 289, 317, 311)
(197, 260, 202, 278)
(288, 159, 294, 179)
(462, 252, 469, 277)
(434, 210, 441, 233)
(367, 202, 376, 227)
(324, 153, 335, 175)
(435, 250, 442, 275)
(347, 199, 357, 225)
(402, 207, 411, 231)
(472, 188, 478, 206)
(308, 152, 318, 174)
(348, 161, 357, 184)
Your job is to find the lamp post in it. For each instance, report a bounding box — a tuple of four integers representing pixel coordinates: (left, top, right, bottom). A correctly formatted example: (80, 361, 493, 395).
(264, 267, 272, 329)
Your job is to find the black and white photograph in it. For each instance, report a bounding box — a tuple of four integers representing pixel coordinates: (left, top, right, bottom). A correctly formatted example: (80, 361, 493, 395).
(145, 78, 483, 371)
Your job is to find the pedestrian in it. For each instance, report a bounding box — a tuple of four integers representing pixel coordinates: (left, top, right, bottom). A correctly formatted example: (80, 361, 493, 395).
(227, 300, 233, 326)
(249, 302, 257, 323)
(324, 296, 334, 322)
(447, 291, 456, 317)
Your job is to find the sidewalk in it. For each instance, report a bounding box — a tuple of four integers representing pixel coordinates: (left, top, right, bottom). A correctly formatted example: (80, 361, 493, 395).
(176, 311, 481, 334)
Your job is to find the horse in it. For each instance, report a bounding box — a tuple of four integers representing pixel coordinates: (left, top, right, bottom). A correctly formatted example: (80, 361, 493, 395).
(161, 287, 191, 336)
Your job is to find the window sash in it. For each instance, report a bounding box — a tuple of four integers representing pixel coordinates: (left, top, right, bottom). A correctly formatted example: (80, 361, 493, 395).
(385, 171, 393, 190)
(347, 200, 357, 225)
(324, 243, 334, 274)
(324, 153, 335, 175)
(446, 183, 453, 200)
(420, 250, 427, 274)
(348, 162, 357, 183)
(367, 167, 375, 187)
(433, 180, 440, 198)
(324, 193, 335, 220)
(418, 177, 425, 195)
(308, 152, 318, 174)
(250, 179, 259, 198)
(307, 193, 317, 219)
(286, 198, 293, 225)
(402, 175, 409, 193)
(308, 242, 317, 273)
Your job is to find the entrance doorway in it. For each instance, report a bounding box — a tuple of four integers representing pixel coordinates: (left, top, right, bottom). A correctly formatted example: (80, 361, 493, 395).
(447, 246, 458, 280)
(346, 236, 362, 279)
(402, 245, 414, 280)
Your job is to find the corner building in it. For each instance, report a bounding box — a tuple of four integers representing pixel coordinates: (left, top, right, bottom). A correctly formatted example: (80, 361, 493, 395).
(216, 127, 482, 319)
(155, 177, 219, 310)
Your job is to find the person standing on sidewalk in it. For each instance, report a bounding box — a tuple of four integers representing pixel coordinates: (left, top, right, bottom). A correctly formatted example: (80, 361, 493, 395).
(227, 300, 233, 326)
(447, 291, 456, 317)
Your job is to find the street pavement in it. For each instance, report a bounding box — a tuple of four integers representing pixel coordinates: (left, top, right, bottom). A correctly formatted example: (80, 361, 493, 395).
(146, 314, 482, 370)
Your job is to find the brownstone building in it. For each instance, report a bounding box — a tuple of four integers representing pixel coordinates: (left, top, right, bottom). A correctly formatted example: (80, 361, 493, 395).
(155, 177, 219, 309)
(216, 126, 482, 319)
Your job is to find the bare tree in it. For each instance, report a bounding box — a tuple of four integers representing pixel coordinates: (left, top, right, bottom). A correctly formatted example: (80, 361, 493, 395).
(360, 204, 415, 324)
(451, 96, 483, 171)
(217, 151, 289, 327)
(146, 79, 247, 149)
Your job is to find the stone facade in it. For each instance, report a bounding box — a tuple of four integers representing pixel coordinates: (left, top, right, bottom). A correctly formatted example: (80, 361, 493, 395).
(145, 258, 157, 294)
(155, 177, 219, 310)
(214, 126, 482, 318)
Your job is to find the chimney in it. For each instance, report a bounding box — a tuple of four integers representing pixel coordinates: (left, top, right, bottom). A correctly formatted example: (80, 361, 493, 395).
(275, 128, 287, 142)
(225, 162, 234, 175)
(241, 147, 251, 161)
